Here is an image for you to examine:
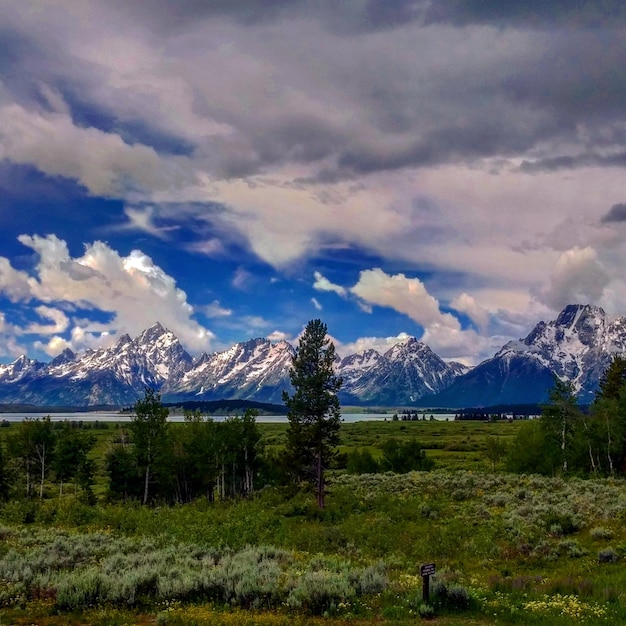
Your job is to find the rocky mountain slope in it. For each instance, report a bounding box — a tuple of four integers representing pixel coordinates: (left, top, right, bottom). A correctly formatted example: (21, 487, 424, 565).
(1, 304, 624, 407)
(427, 304, 626, 407)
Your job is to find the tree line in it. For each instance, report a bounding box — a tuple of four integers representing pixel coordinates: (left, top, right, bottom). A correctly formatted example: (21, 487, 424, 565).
(507, 355, 626, 476)
(0, 319, 350, 507)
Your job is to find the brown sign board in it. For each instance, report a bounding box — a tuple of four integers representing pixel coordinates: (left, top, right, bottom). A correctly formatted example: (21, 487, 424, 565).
(420, 562, 436, 576)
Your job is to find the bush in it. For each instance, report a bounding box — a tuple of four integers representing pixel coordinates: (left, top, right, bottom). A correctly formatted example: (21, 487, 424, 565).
(590, 527, 613, 540)
(598, 547, 618, 564)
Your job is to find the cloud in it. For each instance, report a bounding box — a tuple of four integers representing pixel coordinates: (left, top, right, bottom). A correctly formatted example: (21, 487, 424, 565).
(0, 103, 190, 197)
(0, 257, 32, 303)
(450, 292, 490, 331)
(0, 234, 214, 355)
(267, 330, 290, 342)
(336, 332, 412, 357)
(601, 203, 626, 224)
(34, 325, 113, 357)
(350, 268, 460, 330)
(541, 246, 610, 310)
(201, 300, 232, 318)
(22, 306, 70, 335)
(311, 297, 322, 311)
(313, 271, 347, 297)
(122, 206, 180, 239)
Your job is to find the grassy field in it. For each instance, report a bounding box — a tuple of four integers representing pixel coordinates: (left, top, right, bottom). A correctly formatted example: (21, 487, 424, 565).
(0, 418, 624, 625)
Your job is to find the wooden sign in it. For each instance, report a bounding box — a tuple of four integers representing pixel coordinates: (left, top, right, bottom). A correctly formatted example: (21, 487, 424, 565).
(420, 562, 436, 577)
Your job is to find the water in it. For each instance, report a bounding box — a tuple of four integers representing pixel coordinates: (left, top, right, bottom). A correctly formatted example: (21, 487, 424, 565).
(0, 411, 457, 423)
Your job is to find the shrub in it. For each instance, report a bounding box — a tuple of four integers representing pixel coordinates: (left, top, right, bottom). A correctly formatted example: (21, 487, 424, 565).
(598, 547, 618, 564)
(287, 570, 355, 615)
(590, 527, 613, 540)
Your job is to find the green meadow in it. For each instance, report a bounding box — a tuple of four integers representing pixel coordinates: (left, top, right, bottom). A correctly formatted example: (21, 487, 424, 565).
(0, 418, 624, 625)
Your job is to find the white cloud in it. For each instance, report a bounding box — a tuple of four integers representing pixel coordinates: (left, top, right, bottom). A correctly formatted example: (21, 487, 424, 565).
(0, 235, 214, 355)
(122, 206, 179, 240)
(232, 267, 253, 290)
(350, 268, 460, 331)
(267, 330, 290, 342)
(541, 246, 610, 310)
(313, 271, 347, 297)
(0, 103, 190, 197)
(201, 300, 232, 318)
(22, 306, 69, 335)
(34, 325, 114, 357)
(451, 292, 490, 331)
(311, 297, 322, 311)
(336, 332, 412, 357)
(0, 313, 27, 358)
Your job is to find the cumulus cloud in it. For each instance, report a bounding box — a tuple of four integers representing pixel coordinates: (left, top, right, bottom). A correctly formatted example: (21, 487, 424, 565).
(451, 292, 490, 331)
(0, 235, 214, 355)
(541, 246, 610, 310)
(313, 271, 347, 297)
(350, 268, 460, 330)
(34, 325, 113, 357)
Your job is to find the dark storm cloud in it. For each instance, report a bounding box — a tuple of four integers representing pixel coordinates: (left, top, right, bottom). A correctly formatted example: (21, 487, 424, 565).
(520, 153, 626, 173)
(3, 0, 626, 185)
(601, 203, 626, 224)
(425, 0, 626, 29)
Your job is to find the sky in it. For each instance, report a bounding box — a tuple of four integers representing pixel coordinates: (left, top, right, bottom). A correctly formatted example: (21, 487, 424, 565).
(1, 0, 626, 366)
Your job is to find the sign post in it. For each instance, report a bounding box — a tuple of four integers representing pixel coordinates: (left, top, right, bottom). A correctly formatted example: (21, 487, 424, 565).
(419, 562, 436, 604)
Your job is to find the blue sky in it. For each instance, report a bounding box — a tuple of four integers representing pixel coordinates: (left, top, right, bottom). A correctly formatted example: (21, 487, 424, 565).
(1, 1, 626, 365)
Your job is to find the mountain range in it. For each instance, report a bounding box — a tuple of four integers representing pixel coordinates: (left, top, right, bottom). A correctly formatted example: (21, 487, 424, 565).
(0, 304, 623, 407)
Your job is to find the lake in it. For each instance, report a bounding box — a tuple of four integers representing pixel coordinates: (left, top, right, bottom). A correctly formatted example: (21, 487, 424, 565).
(0, 412, 458, 423)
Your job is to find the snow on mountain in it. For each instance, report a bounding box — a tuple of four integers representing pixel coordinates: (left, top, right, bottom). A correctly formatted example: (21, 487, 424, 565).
(427, 304, 626, 407)
(0, 323, 193, 406)
(1, 304, 621, 408)
(0, 355, 45, 383)
(338, 337, 459, 405)
(163, 338, 295, 404)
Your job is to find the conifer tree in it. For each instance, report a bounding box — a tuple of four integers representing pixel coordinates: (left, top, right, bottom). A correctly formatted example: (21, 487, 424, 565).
(282, 319, 342, 508)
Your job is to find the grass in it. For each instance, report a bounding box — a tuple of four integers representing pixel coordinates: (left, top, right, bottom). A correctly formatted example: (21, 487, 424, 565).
(0, 417, 624, 624)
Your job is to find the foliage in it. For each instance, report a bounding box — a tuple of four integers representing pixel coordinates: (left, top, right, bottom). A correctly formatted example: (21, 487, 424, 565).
(130, 388, 170, 504)
(282, 319, 343, 508)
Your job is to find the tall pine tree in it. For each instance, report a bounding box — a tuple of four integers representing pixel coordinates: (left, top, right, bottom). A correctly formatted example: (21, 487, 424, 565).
(282, 319, 342, 508)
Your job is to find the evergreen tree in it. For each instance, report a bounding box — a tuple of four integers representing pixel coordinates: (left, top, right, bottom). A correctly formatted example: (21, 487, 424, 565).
(129, 388, 169, 504)
(282, 319, 342, 508)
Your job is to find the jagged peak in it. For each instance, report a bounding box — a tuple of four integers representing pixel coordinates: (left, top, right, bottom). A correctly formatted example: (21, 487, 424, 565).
(555, 304, 606, 327)
(116, 333, 133, 346)
(49, 348, 76, 367)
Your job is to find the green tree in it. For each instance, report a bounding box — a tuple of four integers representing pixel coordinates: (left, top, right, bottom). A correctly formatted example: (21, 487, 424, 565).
(484, 436, 508, 471)
(282, 319, 343, 508)
(7, 417, 56, 499)
(53, 424, 96, 496)
(129, 388, 169, 504)
(541, 378, 581, 474)
(380, 438, 433, 473)
(0, 442, 10, 502)
(591, 356, 626, 475)
(506, 420, 555, 475)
